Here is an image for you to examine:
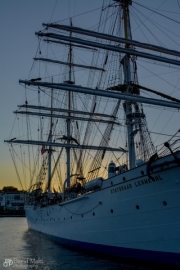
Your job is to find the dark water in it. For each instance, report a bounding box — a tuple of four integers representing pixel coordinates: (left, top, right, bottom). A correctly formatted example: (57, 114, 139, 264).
(0, 218, 161, 270)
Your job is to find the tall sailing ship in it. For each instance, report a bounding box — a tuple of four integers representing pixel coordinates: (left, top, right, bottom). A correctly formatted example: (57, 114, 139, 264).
(5, 0, 180, 266)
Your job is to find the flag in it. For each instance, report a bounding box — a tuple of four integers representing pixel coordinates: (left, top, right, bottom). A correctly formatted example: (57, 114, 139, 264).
(41, 145, 47, 155)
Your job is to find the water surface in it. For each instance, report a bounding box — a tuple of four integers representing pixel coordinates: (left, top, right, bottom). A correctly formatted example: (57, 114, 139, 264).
(0, 218, 160, 270)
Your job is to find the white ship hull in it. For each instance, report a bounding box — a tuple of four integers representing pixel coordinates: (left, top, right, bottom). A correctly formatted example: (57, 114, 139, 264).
(25, 152, 180, 266)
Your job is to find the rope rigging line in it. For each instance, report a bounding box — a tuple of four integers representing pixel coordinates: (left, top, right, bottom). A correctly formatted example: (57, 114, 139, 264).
(131, 7, 165, 48)
(133, 1, 180, 25)
(72, 4, 112, 177)
(131, 0, 167, 34)
(177, 0, 180, 9)
(48, 0, 58, 24)
(131, 5, 180, 47)
(52, 6, 104, 24)
(9, 146, 24, 190)
(137, 62, 180, 93)
(18, 119, 27, 191)
(63, 200, 102, 216)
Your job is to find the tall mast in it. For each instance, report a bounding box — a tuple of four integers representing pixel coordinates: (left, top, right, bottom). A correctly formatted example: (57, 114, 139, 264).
(121, 0, 136, 169)
(66, 19, 72, 187)
(48, 77, 53, 194)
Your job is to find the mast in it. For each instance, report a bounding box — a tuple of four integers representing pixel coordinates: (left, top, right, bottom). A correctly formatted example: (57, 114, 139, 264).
(47, 78, 53, 194)
(121, 0, 136, 169)
(66, 19, 72, 187)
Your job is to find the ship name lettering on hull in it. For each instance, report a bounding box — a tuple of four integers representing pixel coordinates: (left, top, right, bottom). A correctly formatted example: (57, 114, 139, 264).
(111, 184, 132, 194)
(110, 175, 163, 194)
(134, 175, 163, 187)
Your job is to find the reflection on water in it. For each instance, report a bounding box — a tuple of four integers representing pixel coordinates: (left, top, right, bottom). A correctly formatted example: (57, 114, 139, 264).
(0, 218, 159, 270)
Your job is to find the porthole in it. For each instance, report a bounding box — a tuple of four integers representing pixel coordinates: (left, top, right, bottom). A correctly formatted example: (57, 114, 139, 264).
(163, 201, 167, 206)
(82, 214, 83, 218)
(111, 209, 113, 213)
(136, 205, 139, 209)
(93, 212, 95, 216)
(123, 177, 126, 181)
(141, 171, 144, 175)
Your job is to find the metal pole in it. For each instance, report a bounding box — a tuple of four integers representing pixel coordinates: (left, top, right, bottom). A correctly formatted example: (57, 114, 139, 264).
(36, 32, 180, 67)
(66, 19, 72, 187)
(42, 23, 180, 57)
(47, 78, 53, 194)
(122, 4, 136, 169)
(19, 80, 180, 109)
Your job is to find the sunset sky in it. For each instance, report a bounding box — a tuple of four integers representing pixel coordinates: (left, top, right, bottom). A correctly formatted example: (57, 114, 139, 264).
(0, 0, 179, 190)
